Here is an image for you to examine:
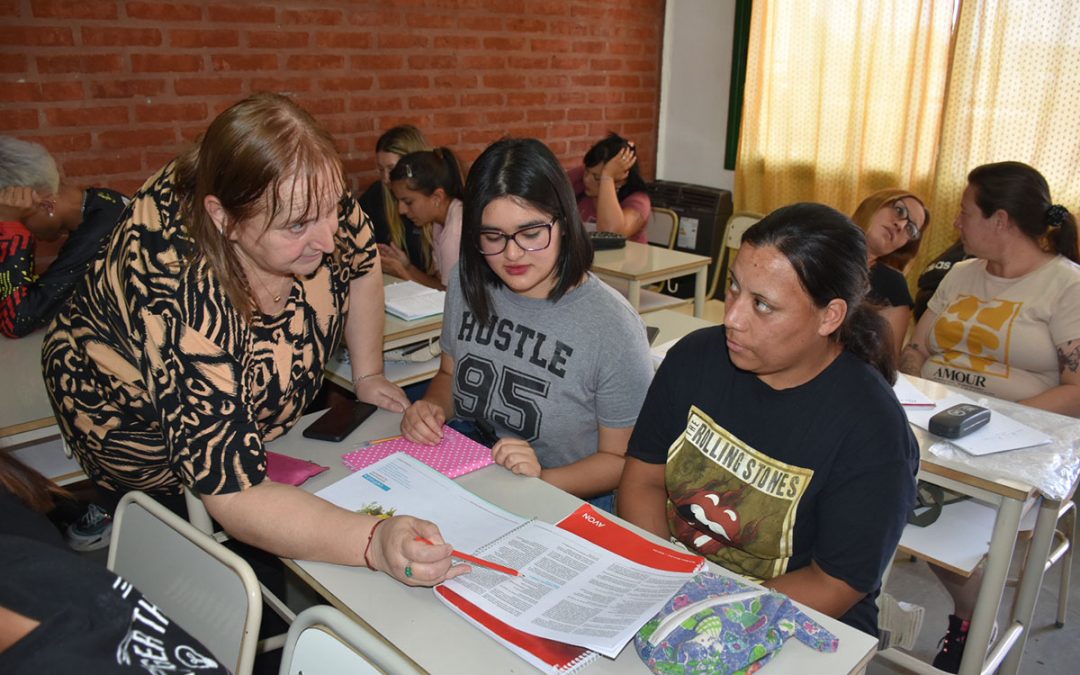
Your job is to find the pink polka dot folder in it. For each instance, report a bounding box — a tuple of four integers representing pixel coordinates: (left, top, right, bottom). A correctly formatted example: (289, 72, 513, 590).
(341, 425, 494, 478)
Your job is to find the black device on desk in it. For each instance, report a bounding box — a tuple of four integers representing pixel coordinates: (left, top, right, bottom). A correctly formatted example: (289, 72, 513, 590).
(589, 231, 626, 250)
(303, 400, 377, 442)
(929, 403, 992, 439)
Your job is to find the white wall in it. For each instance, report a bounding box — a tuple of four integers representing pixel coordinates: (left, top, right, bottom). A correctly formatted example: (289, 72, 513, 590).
(657, 0, 736, 193)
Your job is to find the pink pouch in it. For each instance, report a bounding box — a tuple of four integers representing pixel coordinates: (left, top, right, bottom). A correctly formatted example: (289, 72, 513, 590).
(266, 451, 329, 486)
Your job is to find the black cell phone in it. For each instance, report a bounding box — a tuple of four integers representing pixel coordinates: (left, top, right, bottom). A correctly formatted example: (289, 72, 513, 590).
(646, 326, 660, 345)
(302, 400, 377, 442)
(928, 404, 992, 439)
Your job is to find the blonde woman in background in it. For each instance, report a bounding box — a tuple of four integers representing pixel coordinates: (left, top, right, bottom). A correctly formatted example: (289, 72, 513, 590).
(358, 125, 432, 276)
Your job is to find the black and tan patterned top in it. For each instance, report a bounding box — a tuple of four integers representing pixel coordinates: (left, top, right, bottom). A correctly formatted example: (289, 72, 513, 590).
(42, 163, 376, 498)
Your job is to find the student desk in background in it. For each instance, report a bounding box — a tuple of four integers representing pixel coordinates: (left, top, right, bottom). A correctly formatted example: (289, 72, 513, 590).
(876, 376, 1080, 675)
(268, 409, 879, 675)
(592, 242, 711, 318)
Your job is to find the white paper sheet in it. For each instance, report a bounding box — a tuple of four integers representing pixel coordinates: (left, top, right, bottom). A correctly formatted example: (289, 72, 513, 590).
(893, 374, 935, 408)
(905, 393, 1053, 456)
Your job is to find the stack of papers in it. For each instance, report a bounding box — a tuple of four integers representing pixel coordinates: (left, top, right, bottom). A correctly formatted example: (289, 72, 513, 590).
(384, 280, 446, 321)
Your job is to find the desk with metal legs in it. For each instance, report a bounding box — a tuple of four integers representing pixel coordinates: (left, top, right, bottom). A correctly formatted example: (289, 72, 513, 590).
(592, 242, 710, 317)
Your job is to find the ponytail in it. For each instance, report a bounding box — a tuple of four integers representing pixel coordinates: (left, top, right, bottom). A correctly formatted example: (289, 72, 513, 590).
(1046, 205, 1078, 263)
(841, 304, 898, 384)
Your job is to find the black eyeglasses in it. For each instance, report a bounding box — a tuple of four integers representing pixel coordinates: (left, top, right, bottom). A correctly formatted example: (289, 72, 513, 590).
(894, 200, 922, 241)
(477, 219, 556, 256)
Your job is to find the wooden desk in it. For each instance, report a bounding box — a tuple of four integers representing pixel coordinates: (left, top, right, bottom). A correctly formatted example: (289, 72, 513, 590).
(642, 308, 715, 346)
(876, 376, 1080, 675)
(592, 242, 710, 318)
(269, 410, 878, 675)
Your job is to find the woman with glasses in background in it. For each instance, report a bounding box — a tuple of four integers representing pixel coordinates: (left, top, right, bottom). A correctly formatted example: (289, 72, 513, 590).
(399, 138, 653, 513)
(851, 189, 931, 355)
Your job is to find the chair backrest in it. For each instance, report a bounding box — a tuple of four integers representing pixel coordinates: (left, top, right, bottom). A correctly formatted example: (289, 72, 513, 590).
(709, 211, 764, 299)
(645, 206, 680, 248)
(279, 605, 425, 675)
(108, 491, 262, 675)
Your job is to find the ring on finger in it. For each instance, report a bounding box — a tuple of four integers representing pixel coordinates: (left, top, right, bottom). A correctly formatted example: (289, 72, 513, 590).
(404, 562, 413, 578)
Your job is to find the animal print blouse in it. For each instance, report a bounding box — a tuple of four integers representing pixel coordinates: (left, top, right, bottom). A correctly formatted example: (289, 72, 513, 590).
(42, 163, 376, 498)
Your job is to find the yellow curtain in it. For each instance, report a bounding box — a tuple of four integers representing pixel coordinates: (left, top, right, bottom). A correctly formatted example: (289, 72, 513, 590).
(911, 0, 1080, 276)
(735, 1, 955, 216)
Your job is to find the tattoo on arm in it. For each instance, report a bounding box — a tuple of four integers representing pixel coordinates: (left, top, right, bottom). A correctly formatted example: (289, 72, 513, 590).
(1057, 340, 1080, 375)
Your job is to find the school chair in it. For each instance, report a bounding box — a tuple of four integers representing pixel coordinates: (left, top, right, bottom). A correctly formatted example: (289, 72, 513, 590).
(108, 491, 262, 675)
(645, 206, 680, 249)
(279, 605, 425, 675)
(708, 211, 764, 301)
(1007, 489, 1075, 628)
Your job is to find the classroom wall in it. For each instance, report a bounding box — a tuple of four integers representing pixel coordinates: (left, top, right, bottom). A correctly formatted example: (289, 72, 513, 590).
(0, 0, 665, 196)
(656, 0, 735, 193)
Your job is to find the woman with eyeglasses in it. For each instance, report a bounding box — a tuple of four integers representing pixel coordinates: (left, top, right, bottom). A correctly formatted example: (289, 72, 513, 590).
(399, 138, 654, 512)
(568, 132, 652, 242)
(850, 189, 931, 354)
(382, 148, 464, 290)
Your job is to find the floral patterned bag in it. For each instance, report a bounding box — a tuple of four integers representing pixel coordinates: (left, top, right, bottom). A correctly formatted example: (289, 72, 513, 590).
(634, 572, 839, 675)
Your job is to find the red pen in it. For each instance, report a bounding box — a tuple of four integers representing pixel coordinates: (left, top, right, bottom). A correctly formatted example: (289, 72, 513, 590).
(415, 536, 521, 577)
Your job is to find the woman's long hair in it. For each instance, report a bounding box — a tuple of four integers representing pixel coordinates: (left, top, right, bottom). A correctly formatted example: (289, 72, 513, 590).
(174, 93, 344, 320)
(743, 202, 897, 383)
(375, 125, 430, 254)
(851, 188, 931, 271)
(581, 132, 648, 202)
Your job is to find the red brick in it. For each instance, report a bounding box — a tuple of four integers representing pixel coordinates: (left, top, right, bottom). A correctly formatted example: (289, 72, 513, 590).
(125, 1, 201, 22)
(433, 74, 477, 89)
(292, 96, 344, 115)
(378, 74, 428, 90)
(208, 5, 275, 23)
(524, 0, 568, 15)
(405, 13, 455, 29)
(483, 74, 526, 89)
(248, 31, 308, 49)
(462, 93, 503, 107)
(570, 73, 605, 87)
(111, 178, 146, 195)
(0, 109, 38, 130)
(551, 89, 587, 104)
(285, 54, 344, 70)
(408, 54, 457, 70)
(407, 94, 456, 110)
(377, 34, 428, 49)
(319, 76, 374, 92)
(484, 110, 525, 125)
(45, 105, 128, 127)
(63, 154, 142, 178)
(212, 53, 278, 72)
(24, 132, 92, 153)
(0, 54, 27, 72)
(483, 36, 519, 51)
(135, 102, 206, 123)
(81, 26, 161, 46)
(527, 108, 566, 122)
(433, 35, 481, 50)
(5, 82, 42, 102)
(507, 92, 547, 107)
(98, 127, 177, 149)
(506, 18, 546, 32)
(37, 53, 124, 74)
(144, 151, 179, 169)
(250, 77, 310, 93)
(609, 74, 640, 88)
(314, 32, 372, 49)
(131, 53, 203, 73)
(460, 16, 502, 31)
(568, 107, 603, 121)
(170, 29, 239, 48)
(348, 96, 404, 113)
(509, 55, 547, 69)
(588, 91, 622, 105)
(0, 25, 73, 46)
(548, 123, 588, 138)
(432, 111, 485, 128)
(350, 54, 403, 70)
(573, 40, 606, 54)
(31, 0, 116, 19)
(345, 8, 401, 28)
(40, 81, 84, 101)
(530, 38, 571, 52)
(462, 55, 506, 69)
(549, 20, 588, 36)
(281, 8, 343, 24)
(174, 77, 243, 96)
(591, 57, 623, 71)
(91, 79, 167, 98)
(178, 125, 204, 142)
(551, 55, 587, 70)
(0, 0, 17, 15)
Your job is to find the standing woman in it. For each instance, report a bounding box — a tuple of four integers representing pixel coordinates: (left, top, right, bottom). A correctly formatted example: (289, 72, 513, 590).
(383, 148, 464, 289)
(850, 189, 931, 355)
(42, 94, 463, 586)
(618, 203, 918, 636)
(400, 138, 654, 511)
(568, 133, 652, 242)
(357, 125, 431, 271)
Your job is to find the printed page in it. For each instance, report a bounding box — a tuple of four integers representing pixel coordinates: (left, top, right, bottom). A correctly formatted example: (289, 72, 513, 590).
(905, 392, 1053, 455)
(440, 518, 695, 658)
(314, 453, 524, 554)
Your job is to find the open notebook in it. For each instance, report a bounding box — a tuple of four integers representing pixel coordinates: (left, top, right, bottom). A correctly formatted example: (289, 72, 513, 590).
(383, 280, 446, 321)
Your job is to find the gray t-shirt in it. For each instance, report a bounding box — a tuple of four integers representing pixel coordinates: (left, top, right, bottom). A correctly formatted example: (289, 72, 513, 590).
(441, 272, 654, 469)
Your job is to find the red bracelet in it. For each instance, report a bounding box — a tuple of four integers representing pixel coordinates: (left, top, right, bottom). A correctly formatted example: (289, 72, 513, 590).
(363, 518, 387, 569)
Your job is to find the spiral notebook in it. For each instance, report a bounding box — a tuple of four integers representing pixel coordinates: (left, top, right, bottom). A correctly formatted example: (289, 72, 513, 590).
(341, 425, 494, 478)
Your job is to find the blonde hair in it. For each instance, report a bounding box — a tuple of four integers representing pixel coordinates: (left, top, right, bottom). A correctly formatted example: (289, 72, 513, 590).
(175, 93, 344, 320)
(375, 125, 431, 266)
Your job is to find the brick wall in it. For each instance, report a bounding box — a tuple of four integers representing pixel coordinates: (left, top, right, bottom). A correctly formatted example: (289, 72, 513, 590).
(0, 0, 666, 196)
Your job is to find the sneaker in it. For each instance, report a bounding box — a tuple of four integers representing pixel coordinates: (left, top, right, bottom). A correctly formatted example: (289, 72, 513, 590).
(66, 503, 113, 552)
(932, 614, 968, 673)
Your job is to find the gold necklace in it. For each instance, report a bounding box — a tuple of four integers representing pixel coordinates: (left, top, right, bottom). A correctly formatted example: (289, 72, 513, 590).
(249, 270, 290, 305)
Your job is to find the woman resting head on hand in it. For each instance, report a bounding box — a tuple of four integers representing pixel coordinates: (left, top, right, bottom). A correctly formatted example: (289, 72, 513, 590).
(569, 132, 652, 242)
(400, 137, 654, 512)
(618, 203, 918, 636)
